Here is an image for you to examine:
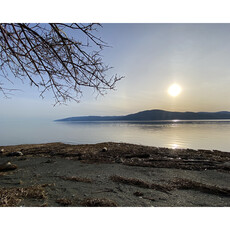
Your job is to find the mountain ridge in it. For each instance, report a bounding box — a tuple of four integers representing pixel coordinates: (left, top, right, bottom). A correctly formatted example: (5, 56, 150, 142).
(55, 109, 230, 122)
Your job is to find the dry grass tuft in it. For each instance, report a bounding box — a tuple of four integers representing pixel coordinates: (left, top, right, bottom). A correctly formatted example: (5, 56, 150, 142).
(110, 175, 230, 197)
(171, 178, 230, 197)
(0, 184, 47, 207)
(110, 175, 171, 193)
(59, 176, 92, 183)
(56, 198, 73, 206)
(111, 175, 152, 188)
(81, 198, 118, 207)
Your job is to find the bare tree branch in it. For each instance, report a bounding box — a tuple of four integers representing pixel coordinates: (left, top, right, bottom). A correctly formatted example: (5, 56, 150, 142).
(0, 23, 124, 105)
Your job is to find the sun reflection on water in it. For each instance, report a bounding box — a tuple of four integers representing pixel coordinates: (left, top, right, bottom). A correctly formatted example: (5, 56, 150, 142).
(171, 143, 179, 149)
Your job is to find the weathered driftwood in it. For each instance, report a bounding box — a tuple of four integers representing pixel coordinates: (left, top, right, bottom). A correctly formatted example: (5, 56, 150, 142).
(6, 151, 23, 157)
(0, 162, 17, 172)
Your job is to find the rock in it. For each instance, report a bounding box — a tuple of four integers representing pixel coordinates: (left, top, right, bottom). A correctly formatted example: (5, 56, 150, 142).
(7, 151, 23, 157)
(0, 161, 17, 172)
(102, 147, 108, 152)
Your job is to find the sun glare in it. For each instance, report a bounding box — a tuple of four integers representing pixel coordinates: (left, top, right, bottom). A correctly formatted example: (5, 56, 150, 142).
(168, 84, 182, 97)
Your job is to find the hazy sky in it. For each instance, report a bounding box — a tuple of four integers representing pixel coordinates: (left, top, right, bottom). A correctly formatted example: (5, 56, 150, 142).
(1, 23, 230, 120)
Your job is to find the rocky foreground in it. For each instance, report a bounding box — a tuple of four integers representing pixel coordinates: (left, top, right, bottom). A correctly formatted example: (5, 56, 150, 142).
(0, 142, 230, 207)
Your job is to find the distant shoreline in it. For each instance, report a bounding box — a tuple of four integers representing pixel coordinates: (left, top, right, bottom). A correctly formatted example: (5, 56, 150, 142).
(55, 119, 230, 122)
(55, 109, 230, 122)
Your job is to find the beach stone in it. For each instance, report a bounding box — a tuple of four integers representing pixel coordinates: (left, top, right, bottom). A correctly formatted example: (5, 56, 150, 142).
(7, 151, 23, 157)
(0, 149, 5, 156)
(102, 147, 108, 152)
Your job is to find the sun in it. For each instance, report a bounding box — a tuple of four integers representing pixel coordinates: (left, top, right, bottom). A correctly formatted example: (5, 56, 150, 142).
(168, 84, 182, 97)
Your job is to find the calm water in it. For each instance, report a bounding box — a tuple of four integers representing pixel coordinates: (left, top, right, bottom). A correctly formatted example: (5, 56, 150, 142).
(1, 119, 230, 152)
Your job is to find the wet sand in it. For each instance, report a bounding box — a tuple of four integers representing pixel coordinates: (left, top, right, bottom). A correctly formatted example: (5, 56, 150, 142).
(0, 142, 230, 207)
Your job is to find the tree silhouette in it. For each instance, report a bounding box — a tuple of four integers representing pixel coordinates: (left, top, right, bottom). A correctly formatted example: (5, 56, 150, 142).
(0, 23, 123, 104)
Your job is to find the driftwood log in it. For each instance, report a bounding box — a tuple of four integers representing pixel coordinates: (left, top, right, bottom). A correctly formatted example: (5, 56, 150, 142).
(0, 162, 17, 172)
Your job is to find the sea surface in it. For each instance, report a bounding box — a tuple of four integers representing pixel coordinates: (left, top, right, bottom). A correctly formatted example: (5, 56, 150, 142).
(1, 119, 230, 152)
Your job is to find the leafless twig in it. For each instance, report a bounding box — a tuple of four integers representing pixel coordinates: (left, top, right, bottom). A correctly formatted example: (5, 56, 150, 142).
(0, 23, 123, 105)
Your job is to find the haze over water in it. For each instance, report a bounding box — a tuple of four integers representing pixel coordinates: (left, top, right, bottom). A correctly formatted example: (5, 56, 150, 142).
(1, 119, 230, 152)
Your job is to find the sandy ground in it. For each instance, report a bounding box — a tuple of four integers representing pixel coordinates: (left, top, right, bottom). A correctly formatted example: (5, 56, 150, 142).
(0, 142, 230, 207)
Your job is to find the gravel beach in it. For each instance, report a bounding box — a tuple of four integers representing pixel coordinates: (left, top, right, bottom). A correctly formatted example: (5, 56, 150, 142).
(0, 142, 230, 207)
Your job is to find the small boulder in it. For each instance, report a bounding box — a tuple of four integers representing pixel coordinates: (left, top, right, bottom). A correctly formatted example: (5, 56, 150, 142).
(7, 151, 23, 157)
(102, 147, 108, 152)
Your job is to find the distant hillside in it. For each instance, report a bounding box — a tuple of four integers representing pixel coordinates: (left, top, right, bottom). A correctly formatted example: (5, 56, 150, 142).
(55, 109, 230, 122)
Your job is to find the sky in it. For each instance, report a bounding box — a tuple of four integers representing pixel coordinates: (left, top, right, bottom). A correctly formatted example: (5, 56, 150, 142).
(1, 23, 230, 120)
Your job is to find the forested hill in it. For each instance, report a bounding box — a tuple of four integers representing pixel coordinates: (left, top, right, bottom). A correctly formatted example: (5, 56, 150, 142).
(55, 109, 230, 121)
